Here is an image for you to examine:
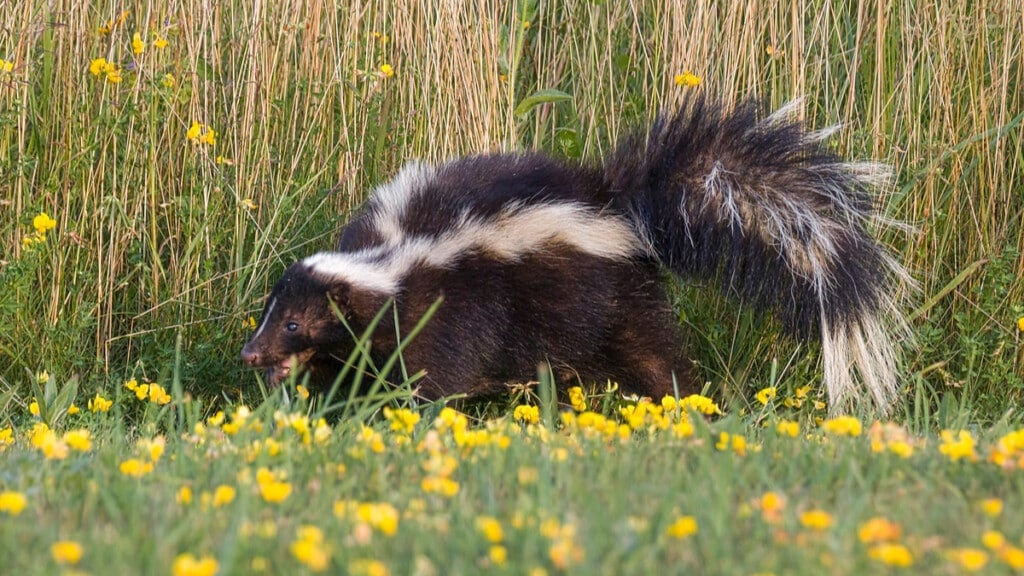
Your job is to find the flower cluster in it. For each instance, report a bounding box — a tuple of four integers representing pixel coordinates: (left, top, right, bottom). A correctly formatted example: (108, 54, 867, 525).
(125, 378, 171, 405)
(22, 212, 56, 248)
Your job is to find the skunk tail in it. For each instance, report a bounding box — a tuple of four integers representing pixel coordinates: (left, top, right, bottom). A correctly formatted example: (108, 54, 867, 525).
(604, 97, 911, 412)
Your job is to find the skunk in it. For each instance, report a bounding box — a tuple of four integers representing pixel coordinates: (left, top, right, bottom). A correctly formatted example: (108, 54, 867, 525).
(241, 97, 910, 412)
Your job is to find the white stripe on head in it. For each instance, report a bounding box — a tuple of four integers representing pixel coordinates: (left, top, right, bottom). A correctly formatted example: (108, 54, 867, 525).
(252, 297, 277, 340)
(303, 252, 401, 294)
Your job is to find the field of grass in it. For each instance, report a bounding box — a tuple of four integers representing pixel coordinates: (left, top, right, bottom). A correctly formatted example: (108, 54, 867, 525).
(1, 0, 1023, 574)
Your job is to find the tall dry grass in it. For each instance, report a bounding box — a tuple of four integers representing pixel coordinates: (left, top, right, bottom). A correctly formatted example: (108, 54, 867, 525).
(0, 0, 1021, 413)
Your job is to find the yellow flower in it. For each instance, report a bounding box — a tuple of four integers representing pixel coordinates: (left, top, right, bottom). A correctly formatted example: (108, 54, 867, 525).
(982, 530, 1006, 550)
(679, 394, 721, 415)
(477, 516, 504, 543)
(757, 492, 785, 523)
(256, 468, 292, 503)
(0, 59, 14, 73)
(513, 404, 540, 424)
(978, 498, 1003, 518)
(716, 432, 748, 456)
(775, 419, 799, 437)
(132, 32, 146, 55)
(999, 546, 1024, 570)
(755, 386, 776, 405)
(799, 509, 834, 531)
(421, 475, 459, 497)
(50, 540, 84, 565)
(821, 415, 862, 437)
(1017, 316, 1024, 332)
(186, 122, 216, 145)
(868, 543, 913, 567)
(88, 393, 113, 413)
(119, 458, 154, 477)
(489, 545, 508, 565)
(384, 407, 420, 435)
(939, 429, 977, 462)
(29, 400, 40, 416)
(141, 436, 166, 462)
(177, 486, 193, 505)
(162, 73, 176, 88)
(68, 403, 80, 415)
(858, 517, 901, 543)
(153, 34, 168, 50)
(64, 429, 91, 452)
(172, 553, 219, 576)
(947, 548, 988, 572)
(148, 383, 171, 405)
(106, 66, 123, 84)
(348, 559, 389, 576)
(0, 426, 13, 450)
(89, 58, 109, 77)
(212, 485, 236, 507)
(568, 387, 587, 412)
(187, 122, 202, 141)
(379, 63, 395, 78)
(665, 515, 698, 539)
(33, 212, 57, 234)
(0, 491, 27, 515)
(291, 525, 331, 571)
(674, 71, 702, 87)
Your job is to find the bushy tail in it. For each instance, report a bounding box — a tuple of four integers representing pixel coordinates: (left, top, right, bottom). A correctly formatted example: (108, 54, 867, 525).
(604, 97, 911, 413)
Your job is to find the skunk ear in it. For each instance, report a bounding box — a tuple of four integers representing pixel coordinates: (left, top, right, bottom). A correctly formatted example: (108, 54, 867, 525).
(328, 281, 351, 307)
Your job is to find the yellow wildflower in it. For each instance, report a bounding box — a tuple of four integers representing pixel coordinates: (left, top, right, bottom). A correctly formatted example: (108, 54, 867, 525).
(64, 429, 91, 452)
(999, 546, 1024, 570)
(349, 559, 389, 576)
(50, 540, 84, 565)
(568, 387, 586, 412)
(978, 498, 1003, 518)
(172, 553, 219, 576)
(674, 71, 702, 87)
(938, 429, 977, 462)
(982, 530, 1006, 550)
(0, 491, 27, 515)
(868, 543, 913, 567)
(132, 32, 145, 55)
(679, 394, 721, 415)
(757, 492, 785, 524)
(489, 545, 508, 565)
(665, 515, 698, 539)
(0, 59, 14, 73)
(1017, 316, 1024, 332)
(177, 486, 193, 505)
(384, 407, 420, 435)
(947, 548, 988, 572)
(858, 517, 901, 543)
(162, 73, 176, 88)
(29, 400, 40, 417)
(119, 458, 154, 477)
(153, 34, 168, 50)
(256, 468, 292, 503)
(211, 485, 236, 507)
(716, 432, 748, 456)
(33, 212, 57, 234)
(379, 63, 395, 78)
(148, 383, 171, 405)
(477, 516, 504, 543)
(513, 404, 540, 424)
(89, 58, 109, 77)
(0, 426, 13, 450)
(755, 386, 776, 405)
(775, 419, 799, 437)
(821, 415, 862, 437)
(291, 525, 331, 571)
(799, 509, 834, 531)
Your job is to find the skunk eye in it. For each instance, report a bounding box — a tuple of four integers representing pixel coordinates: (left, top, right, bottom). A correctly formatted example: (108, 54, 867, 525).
(285, 322, 299, 332)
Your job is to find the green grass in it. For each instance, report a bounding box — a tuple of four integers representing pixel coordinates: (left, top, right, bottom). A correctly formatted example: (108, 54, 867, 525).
(3, 387, 1024, 575)
(1, 1, 1024, 573)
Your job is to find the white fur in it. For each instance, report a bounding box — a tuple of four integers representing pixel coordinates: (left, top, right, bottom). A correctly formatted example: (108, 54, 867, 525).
(252, 297, 277, 339)
(305, 166, 643, 293)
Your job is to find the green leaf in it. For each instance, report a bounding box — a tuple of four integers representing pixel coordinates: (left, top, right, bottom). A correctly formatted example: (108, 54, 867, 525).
(514, 89, 572, 117)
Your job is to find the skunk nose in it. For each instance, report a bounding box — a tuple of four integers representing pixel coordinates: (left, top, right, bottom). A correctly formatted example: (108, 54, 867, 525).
(241, 344, 260, 366)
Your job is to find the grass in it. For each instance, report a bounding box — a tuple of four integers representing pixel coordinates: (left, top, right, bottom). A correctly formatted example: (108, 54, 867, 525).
(0, 0, 1023, 573)
(3, 385, 1024, 575)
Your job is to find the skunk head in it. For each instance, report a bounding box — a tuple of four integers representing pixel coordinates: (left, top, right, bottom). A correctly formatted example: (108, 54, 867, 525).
(241, 263, 354, 387)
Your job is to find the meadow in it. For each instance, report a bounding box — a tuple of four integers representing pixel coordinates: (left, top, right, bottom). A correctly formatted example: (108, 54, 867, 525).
(1, 0, 1023, 574)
